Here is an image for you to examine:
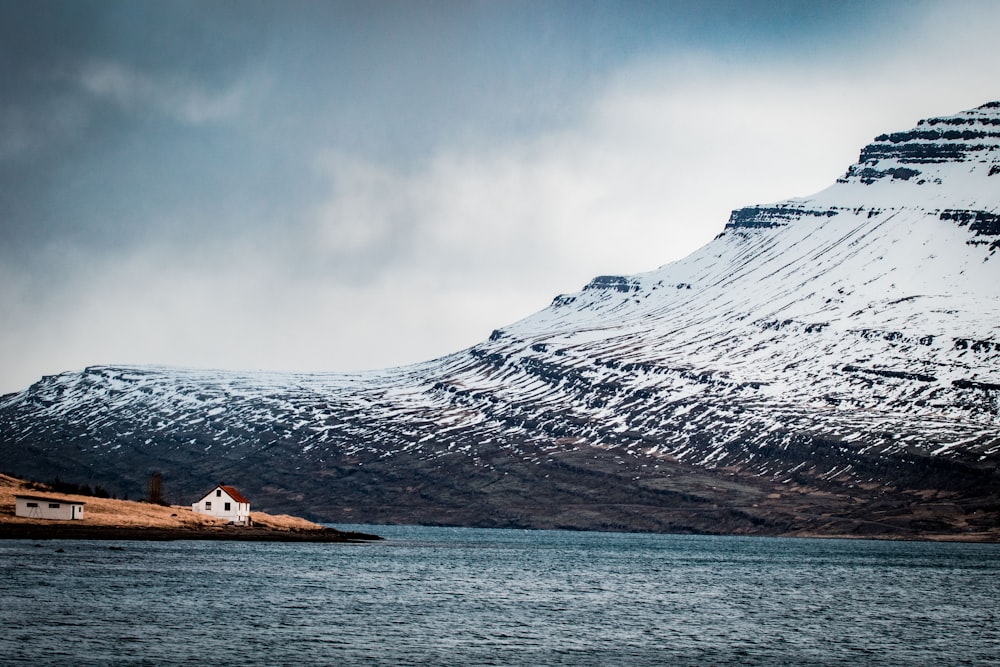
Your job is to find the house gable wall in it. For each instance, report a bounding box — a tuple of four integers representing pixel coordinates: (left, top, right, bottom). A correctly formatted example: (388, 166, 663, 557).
(191, 486, 251, 524)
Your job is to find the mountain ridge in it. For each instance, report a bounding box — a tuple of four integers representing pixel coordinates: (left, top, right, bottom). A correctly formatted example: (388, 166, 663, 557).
(2, 101, 999, 539)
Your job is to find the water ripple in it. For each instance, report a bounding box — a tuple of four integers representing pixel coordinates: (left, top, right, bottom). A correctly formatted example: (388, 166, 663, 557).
(1, 529, 998, 666)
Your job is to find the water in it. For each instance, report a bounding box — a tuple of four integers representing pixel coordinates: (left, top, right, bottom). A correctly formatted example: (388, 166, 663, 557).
(1, 526, 998, 666)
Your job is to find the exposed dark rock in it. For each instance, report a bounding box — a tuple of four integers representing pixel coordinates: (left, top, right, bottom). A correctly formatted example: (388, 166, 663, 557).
(952, 379, 1000, 392)
(584, 275, 640, 292)
(858, 142, 983, 164)
(842, 365, 937, 383)
(841, 165, 921, 184)
(726, 205, 838, 230)
(940, 209, 1000, 237)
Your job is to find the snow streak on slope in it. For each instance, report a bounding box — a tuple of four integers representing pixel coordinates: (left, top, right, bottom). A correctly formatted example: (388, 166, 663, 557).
(463, 101, 1000, 466)
(1, 102, 999, 533)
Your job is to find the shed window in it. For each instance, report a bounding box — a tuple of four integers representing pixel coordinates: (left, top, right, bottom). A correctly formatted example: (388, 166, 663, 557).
(26, 502, 38, 508)
(49, 503, 60, 508)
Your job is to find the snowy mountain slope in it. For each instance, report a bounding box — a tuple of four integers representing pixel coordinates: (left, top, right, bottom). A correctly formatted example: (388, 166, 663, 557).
(2, 102, 999, 538)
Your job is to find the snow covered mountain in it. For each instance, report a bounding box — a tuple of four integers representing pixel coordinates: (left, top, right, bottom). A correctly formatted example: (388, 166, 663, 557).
(3, 101, 999, 538)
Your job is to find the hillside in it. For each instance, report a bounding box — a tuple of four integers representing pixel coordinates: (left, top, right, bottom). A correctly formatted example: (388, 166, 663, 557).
(1, 101, 999, 540)
(0, 473, 380, 541)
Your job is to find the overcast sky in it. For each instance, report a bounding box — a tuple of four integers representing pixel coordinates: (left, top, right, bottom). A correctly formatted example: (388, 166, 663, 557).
(1, 0, 999, 394)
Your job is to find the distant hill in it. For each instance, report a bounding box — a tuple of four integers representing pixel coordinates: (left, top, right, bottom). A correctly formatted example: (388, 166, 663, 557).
(2, 102, 999, 540)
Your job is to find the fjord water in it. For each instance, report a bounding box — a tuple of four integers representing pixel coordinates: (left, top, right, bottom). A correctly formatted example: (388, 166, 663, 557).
(2, 527, 998, 666)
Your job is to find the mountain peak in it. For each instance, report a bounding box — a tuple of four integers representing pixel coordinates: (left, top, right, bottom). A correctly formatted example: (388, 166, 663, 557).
(839, 100, 1000, 192)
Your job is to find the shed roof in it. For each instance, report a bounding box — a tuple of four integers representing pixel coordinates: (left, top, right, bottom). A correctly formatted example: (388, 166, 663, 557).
(15, 494, 86, 505)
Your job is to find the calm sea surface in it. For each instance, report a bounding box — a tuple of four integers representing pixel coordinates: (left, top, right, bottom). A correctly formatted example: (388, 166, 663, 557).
(1, 526, 998, 666)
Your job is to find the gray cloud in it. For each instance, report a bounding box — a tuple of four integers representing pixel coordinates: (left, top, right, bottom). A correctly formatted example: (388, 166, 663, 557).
(74, 59, 259, 125)
(2, 0, 999, 393)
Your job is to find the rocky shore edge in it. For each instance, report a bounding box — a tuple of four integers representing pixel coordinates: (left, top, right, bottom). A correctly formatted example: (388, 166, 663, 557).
(0, 523, 382, 543)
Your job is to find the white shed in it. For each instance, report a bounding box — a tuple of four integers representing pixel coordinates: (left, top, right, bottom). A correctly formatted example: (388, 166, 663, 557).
(191, 484, 252, 525)
(15, 495, 86, 521)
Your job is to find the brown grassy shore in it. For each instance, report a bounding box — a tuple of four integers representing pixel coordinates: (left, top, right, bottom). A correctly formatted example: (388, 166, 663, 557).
(0, 474, 380, 542)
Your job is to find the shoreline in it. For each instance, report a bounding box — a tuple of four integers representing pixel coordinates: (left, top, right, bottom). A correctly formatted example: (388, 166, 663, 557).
(0, 523, 382, 543)
(0, 473, 382, 542)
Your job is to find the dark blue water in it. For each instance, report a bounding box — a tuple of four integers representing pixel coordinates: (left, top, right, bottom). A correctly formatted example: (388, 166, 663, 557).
(1, 526, 998, 666)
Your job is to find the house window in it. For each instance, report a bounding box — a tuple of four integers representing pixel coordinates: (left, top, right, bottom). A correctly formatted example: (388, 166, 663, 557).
(224, 502, 231, 511)
(205, 501, 212, 510)
(26, 502, 38, 508)
(216, 490, 221, 497)
(49, 503, 60, 508)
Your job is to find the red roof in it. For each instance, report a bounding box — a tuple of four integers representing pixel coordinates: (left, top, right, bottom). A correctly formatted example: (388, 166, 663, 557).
(219, 485, 250, 504)
(195, 484, 250, 504)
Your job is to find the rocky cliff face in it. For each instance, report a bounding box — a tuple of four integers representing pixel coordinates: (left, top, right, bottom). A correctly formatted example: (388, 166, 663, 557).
(2, 102, 999, 539)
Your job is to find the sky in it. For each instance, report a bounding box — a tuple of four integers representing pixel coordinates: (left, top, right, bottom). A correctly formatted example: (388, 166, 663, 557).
(1, 0, 999, 394)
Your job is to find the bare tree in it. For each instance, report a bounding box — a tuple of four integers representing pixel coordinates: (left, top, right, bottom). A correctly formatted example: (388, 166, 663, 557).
(148, 471, 163, 505)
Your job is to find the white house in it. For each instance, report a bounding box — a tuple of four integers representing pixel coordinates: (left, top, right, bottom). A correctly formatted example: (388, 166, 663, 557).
(15, 494, 86, 520)
(191, 484, 251, 525)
